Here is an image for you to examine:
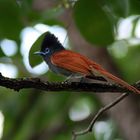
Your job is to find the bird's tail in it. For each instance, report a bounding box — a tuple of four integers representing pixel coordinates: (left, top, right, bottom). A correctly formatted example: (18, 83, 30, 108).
(97, 69, 140, 94)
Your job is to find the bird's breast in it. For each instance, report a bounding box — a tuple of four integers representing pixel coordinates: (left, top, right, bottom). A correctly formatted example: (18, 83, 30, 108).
(44, 57, 73, 76)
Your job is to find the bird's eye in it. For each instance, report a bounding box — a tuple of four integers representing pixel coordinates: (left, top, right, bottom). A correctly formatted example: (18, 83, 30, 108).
(45, 48, 50, 54)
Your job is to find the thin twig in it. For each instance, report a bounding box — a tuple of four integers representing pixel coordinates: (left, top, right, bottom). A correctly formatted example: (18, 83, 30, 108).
(72, 92, 129, 140)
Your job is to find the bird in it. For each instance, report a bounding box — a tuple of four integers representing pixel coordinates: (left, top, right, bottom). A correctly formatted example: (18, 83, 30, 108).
(34, 32, 140, 94)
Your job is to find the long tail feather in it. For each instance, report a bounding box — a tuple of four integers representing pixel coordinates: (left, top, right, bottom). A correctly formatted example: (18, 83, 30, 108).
(98, 69, 140, 94)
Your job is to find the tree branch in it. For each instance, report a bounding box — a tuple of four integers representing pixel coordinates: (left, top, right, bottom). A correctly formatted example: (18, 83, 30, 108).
(0, 73, 140, 93)
(72, 92, 129, 140)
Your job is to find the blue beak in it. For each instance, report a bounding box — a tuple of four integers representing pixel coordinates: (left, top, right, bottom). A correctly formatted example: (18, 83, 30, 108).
(34, 51, 45, 56)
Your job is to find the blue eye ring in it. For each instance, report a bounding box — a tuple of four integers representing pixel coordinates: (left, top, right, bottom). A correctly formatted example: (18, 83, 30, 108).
(45, 48, 50, 54)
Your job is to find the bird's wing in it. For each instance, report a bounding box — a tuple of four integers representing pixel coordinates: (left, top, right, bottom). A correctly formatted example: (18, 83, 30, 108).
(51, 50, 91, 75)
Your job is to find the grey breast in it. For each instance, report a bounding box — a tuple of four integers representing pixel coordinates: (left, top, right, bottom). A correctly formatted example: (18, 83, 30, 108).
(45, 57, 72, 76)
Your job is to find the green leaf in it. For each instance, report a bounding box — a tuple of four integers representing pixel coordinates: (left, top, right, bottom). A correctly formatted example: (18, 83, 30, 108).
(129, 0, 140, 15)
(105, 0, 129, 18)
(74, 0, 114, 46)
(0, 46, 5, 57)
(29, 32, 47, 68)
(0, 0, 23, 40)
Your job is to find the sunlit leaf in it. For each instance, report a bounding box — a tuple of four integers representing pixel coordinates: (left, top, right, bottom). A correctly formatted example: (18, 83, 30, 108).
(29, 32, 47, 68)
(74, 0, 114, 46)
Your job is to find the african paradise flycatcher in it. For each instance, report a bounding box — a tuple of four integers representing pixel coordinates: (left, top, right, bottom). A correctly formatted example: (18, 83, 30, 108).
(35, 32, 140, 94)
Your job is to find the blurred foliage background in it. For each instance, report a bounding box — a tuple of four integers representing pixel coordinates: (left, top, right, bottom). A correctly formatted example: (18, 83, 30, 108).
(0, 0, 140, 140)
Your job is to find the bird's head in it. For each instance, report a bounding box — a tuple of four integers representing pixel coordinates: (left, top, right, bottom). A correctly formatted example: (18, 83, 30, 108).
(34, 32, 65, 58)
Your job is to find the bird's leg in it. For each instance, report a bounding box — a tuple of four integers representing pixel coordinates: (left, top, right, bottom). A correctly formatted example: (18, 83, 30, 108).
(64, 74, 74, 82)
(64, 74, 84, 83)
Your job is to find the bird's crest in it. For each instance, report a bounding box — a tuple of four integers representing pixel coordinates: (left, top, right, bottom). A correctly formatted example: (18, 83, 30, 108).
(41, 32, 64, 51)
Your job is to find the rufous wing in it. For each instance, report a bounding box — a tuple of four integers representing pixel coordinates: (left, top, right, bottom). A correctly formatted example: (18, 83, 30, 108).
(51, 50, 92, 75)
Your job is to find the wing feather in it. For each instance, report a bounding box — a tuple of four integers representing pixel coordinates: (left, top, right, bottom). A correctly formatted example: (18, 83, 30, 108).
(51, 50, 91, 75)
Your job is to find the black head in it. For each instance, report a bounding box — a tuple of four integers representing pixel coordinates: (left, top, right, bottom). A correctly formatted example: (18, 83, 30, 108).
(41, 32, 64, 51)
(34, 32, 65, 58)
(42, 32, 65, 55)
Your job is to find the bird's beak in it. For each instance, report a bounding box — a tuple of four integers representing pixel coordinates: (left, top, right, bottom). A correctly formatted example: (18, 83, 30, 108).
(34, 51, 45, 56)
